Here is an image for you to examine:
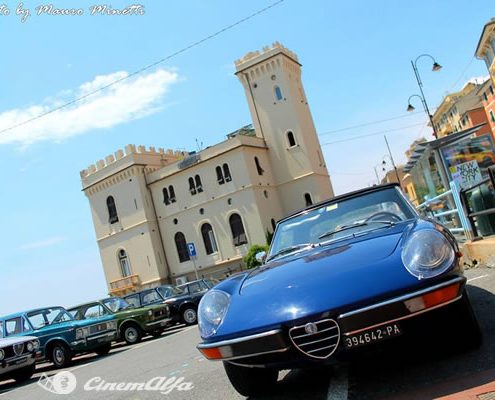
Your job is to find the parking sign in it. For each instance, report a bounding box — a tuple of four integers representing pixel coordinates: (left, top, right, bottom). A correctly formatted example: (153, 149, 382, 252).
(187, 242, 197, 257)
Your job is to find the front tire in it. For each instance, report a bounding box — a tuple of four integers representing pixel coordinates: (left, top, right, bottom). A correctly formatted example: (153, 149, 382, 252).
(122, 323, 142, 345)
(223, 362, 278, 397)
(453, 291, 482, 348)
(50, 342, 73, 368)
(182, 307, 198, 325)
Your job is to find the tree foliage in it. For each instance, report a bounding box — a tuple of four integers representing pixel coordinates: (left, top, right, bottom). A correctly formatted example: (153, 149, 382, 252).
(244, 244, 269, 270)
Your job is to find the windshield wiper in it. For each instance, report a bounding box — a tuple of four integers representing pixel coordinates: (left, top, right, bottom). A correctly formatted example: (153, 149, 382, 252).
(319, 220, 396, 240)
(267, 243, 314, 261)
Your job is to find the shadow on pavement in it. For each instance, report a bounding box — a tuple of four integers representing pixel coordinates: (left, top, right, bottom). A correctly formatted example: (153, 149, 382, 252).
(348, 284, 495, 400)
(250, 367, 333, 400)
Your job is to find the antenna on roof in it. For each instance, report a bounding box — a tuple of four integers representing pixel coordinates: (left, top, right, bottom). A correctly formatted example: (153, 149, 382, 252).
(195, 138, 204, 152)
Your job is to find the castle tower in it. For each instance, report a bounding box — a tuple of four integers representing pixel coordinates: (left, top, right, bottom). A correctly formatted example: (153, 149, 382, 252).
(235, 42, 334, 214)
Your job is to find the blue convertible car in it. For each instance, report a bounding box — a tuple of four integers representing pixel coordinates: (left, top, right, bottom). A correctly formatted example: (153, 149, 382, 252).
(197, 184, 481, 397)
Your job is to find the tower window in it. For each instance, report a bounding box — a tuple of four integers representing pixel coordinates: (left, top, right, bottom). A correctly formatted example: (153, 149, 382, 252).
(201, 223, 218, 255)
(274, 86, 283, 101)
(254, 156, 264, 176)
(229, 213, 247, 246)
(287, 131, 297, 148)
(195, 175, 203, 193)
(162, 188, 170, 205)
(304, 193, 313, 206)
(223, 164, 232, 182)
(216, 166, 224, 185)
(188, 177, 197, 195)
(174, 232, 190, 263)
(107, 196, 119, 224)
(118, 249, 131, 277)
(169, 185, 176, 203)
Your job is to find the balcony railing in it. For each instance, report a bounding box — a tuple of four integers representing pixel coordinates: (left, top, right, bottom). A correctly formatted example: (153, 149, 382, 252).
(109, 274, 140, 295)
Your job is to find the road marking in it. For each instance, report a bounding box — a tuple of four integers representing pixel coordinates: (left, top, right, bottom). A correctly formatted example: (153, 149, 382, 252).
(467, 274, 489, 283)
(327, 365, 348, 400)
(131, 326, 197, 351)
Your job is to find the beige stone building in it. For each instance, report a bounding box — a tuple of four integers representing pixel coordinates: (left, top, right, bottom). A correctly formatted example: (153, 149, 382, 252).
(80, 43, 334, 296)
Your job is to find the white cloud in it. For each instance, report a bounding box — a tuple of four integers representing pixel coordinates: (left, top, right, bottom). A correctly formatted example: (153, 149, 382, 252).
(19, 236, 67, 250)
(0, 69, 179, 146)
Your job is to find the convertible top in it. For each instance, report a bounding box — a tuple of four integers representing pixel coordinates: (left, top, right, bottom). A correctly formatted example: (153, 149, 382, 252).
(280, 183, 401, 224)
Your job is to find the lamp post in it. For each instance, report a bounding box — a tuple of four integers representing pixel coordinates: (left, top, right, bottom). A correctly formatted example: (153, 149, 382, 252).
(382, 135, 402, 187)
(373, 164, 381, 184)
(407, 54, 442, 139)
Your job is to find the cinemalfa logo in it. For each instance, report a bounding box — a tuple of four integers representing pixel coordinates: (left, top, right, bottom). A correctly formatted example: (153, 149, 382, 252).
(38, 371, 77, 394)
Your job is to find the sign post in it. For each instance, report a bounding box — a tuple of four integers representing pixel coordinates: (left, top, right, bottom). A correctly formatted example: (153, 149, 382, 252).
(187, 242, 199, 280)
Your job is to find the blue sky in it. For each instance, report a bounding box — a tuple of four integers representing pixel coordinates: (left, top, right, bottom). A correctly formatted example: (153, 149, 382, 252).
(0, 0, 493, 315)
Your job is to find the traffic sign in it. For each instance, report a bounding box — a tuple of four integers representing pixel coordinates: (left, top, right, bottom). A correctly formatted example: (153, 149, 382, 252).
(187, 242, 197, 257)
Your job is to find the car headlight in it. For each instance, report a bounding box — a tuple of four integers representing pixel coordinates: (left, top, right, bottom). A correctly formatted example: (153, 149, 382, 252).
(0, 349, 4, 361)
(198, 290, 230, 338)
(75, 327, 89, 339)
(33, 339, 40, 351)
(402, 229, 455, 279)
(107, 321, 117, 330)
(148, 309, 153, 317)
(26, 341, 34, 352)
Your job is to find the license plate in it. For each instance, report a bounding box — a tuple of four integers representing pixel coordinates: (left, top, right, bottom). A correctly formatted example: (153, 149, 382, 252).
(344, 323, 401, 349)
(160, 320, 168, 326)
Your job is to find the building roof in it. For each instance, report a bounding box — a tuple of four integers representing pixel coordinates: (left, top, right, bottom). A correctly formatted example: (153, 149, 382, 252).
(475, 18, 495, 59)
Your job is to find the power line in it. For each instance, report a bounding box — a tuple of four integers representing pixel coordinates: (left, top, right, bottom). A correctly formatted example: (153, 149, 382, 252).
(0, 0, 285, 136)
(318, 110, 422, 136)
(321, 122, 426, 146)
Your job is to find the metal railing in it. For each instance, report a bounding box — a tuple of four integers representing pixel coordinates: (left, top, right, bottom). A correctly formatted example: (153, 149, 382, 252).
(109, 274, 141, 294)
(416, 183, 473, 241)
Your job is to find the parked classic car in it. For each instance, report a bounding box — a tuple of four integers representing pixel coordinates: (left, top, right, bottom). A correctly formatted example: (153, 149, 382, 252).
(0, 307, 117, 368)
(0, 336, 39, 382)
(123, 280, 215, 325)
(196, 184, 482, 397)
(68, 298, 171, 345)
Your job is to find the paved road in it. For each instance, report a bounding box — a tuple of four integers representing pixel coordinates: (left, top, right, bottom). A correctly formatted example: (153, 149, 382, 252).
(1, 267, 494, 400)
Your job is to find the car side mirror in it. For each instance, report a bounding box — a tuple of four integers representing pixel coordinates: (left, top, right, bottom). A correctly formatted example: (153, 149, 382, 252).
(255, 251, 266, 263)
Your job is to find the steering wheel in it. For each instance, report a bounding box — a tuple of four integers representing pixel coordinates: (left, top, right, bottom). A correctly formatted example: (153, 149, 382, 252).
(364, 211, 402, 223)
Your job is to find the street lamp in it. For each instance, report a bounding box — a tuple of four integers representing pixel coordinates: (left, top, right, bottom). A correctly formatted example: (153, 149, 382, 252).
(407, 54, 442, 139)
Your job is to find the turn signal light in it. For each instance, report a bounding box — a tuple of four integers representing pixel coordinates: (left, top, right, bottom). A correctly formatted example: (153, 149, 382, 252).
(198, 347, 223, 360)
(404, 283, 461, 313)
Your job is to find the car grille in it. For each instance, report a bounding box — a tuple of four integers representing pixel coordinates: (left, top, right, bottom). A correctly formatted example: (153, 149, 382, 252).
(2, 343, 28, 359)
(89, 323, 109, 334)
(289, 319, 340, 359)
(154, 309, 167, 318)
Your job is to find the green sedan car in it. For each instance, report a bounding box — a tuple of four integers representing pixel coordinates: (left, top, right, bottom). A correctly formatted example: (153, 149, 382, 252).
(68, 298, 171, 345)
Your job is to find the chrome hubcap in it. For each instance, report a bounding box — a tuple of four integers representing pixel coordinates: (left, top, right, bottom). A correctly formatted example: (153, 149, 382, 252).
(184, 309, 197, 323)
(126, 328, 137, 342)
(54, 348, 64, 364)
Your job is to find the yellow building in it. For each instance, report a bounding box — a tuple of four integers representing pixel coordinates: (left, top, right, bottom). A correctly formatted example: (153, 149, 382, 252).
(431, 79, 487, 138)
(476, 18, 495, 83)
(80, 43, 334, 295)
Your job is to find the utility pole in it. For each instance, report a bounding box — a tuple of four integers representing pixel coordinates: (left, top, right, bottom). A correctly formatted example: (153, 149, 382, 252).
(384, 135, 402, 188)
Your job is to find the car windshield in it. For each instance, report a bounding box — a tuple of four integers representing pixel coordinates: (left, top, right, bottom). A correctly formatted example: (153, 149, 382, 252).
(102, 298, 132, 312)
(157, 285, 184, 298)
(268, 187, 415, 261)
(27, 307, 74, 330)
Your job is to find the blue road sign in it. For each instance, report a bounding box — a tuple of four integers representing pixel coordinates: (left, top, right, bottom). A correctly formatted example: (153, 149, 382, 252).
(187, 242, 197, 257)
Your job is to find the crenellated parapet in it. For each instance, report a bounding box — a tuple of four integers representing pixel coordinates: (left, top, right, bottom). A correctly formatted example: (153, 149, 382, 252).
(235, 41, 298, 68)
(80, 144, 186, 179)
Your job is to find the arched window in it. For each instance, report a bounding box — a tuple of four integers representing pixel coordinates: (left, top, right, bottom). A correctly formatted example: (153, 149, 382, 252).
(229, 213, 247, 246)
(287, 131, 297, 147)
(168, 185, 176, 203)
(223, 164, 232, 182)
(216, 166, 224, 185)
(162, 188, 170, 205)
(107, 196, 119, 224)
(174, 232, 190, 263)
(254, 157, 264, 176)
(271, 218, 277, 231)
(201, 223, 218, 255)
(188, 177, 196, 195)
(118, 249, 131, 277)
(274, 85, 283, 101)
(195, 175, 203, 193)
(304, 193, 313, 206)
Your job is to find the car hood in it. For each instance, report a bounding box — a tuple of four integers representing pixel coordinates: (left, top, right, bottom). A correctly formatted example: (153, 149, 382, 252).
(214, 222, 433, 339)
(0, 336, 39, 346)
